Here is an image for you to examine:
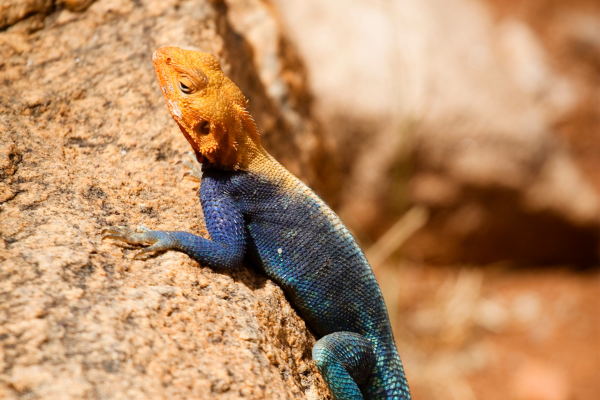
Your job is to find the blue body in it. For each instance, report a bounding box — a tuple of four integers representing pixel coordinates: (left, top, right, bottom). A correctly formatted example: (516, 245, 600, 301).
(155, 166, 411, 399)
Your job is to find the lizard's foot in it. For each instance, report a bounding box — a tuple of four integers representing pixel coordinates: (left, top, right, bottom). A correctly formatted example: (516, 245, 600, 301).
(102, 225, 176, 258)
(177, 151, 203, 182)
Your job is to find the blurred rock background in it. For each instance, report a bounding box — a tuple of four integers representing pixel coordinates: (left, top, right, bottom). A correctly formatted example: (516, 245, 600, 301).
(1, 0, 599, 399)
(275, 0, 600, 266)
(274, 1, 600, 399)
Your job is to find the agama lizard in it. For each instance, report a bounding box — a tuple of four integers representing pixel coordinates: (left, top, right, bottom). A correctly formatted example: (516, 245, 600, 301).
(103, 47, 411, 400)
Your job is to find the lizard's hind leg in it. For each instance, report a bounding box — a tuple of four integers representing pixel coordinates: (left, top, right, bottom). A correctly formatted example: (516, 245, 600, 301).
(313, 332, 376, 400)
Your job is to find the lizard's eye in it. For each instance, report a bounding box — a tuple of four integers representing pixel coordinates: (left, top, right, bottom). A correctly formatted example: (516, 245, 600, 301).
(178, 76, 195, 94)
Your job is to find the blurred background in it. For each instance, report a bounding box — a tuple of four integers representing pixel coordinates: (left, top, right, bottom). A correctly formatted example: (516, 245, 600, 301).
(1, 0, 599, 399)
(271, 1, 600, 399)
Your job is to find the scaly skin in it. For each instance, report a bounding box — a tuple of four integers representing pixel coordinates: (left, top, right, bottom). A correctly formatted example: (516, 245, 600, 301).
(103, 47, 411, 400)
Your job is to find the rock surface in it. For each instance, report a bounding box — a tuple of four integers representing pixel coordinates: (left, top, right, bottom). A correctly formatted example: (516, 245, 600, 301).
(0, 0, 329, 398)
(0, 0, 52, 30)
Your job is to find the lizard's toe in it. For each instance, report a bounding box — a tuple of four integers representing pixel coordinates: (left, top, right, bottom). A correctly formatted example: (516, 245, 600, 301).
(132, 240, 175, 259)
(103, 226, 175, 257)
(102, 226, 153, 245)
(102, 226, 133, 240)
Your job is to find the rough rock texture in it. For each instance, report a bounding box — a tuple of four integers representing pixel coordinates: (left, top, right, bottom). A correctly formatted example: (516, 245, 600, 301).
(0, 0, 330, 398)
(0, 0, 52, 30)
(275, 0, 600, 265)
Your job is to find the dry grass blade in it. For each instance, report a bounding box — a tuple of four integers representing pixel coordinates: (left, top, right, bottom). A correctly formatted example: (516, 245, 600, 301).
(366, 206, 429, 269)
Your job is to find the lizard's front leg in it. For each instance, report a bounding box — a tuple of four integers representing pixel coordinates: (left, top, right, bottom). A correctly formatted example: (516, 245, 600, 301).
(102, 175, 247, 270)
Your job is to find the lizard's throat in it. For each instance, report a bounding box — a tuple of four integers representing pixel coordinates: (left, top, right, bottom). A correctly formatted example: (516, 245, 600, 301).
(180, 123, 266, 171)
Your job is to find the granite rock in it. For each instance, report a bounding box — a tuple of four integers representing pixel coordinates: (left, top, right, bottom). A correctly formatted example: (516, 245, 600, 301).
(0, 0, 329, 398)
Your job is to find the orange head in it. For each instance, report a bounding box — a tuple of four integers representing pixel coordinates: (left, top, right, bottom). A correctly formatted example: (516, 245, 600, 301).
(153, 47, 260, 170)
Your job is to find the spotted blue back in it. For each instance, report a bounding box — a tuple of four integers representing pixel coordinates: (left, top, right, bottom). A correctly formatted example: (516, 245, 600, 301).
(200, 166, 411, 400)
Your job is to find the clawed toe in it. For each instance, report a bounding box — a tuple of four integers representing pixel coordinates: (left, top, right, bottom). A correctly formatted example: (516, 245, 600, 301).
(101, 225, 172, 257)
(101, 226, 150, 245)
(101, 226, 134, 240)
(132, 241, 170, 258)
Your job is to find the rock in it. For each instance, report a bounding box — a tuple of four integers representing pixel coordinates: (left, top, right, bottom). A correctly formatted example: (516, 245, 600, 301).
(0, 1, 329, 399)
(0, 0, 52, 30)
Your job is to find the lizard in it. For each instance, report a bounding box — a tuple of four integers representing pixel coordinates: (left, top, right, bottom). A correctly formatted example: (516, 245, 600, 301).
(102, 47, 411, 400)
